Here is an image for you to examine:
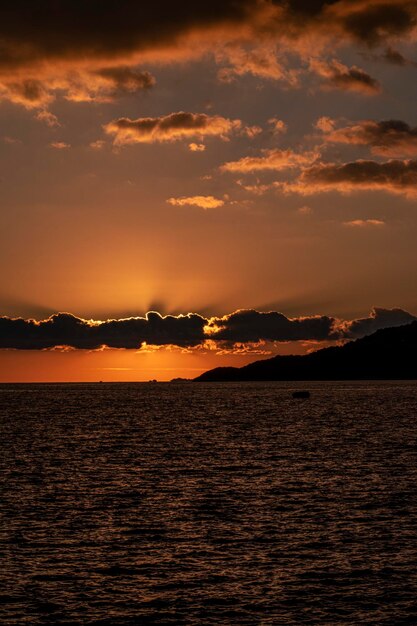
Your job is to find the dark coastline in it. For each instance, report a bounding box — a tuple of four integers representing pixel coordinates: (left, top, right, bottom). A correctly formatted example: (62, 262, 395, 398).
(195, 322, 417, 382)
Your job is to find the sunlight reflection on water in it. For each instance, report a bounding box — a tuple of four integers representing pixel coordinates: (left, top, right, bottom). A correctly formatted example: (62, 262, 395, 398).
(1, 381, 417, 624)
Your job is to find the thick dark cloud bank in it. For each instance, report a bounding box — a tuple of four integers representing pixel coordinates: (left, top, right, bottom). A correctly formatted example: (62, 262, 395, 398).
(0, 307, 415, 350)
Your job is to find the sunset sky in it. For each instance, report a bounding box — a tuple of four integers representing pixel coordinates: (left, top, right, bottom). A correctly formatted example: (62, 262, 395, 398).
(2, 0, 417, 381)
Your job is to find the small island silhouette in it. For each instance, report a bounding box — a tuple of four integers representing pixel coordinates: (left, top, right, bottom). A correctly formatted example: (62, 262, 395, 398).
(194, 321, 417, 382)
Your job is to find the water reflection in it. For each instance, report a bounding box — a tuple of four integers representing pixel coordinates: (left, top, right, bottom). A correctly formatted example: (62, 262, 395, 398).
(1, 381, 417, 624)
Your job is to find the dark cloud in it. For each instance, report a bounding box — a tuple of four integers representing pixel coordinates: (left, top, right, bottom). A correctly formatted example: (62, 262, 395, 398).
(1, 307, 416, 350)
(311, 59, 381, 94)
(0, 78, 53, 108)
(0, 68, 155, 108)
(0, 1, 416, 76)
(284, 0, 340, 17)
(320, 119, 417, 157)
(328, 65, 380, 94)
(63, 67, 156, 102)
(275, 0, 417, 47)
(341, 2, 416, 45)
(207, 309, 335, 342)
(284, 158, 417, 196)
(0, 312, 206, 350)
(276, 1, 417, 49)
(339, 307, 417, 338)
(0, 1, 416, 110)
(94, 67, 155, 93)
(0, 1, 256, 72)
(360, 46, 411, 65)
(104, 112, 242, 145)
(382, 46, 409, 65)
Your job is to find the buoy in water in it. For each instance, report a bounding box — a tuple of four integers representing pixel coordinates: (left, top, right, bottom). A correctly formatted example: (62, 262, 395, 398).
(292, 391, 310, 399)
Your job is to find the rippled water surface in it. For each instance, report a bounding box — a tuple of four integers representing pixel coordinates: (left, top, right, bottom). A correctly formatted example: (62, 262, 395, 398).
(1, 381, 417, 625)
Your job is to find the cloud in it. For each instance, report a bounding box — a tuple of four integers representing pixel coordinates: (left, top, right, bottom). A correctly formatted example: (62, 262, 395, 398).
(50, 141, 70, 150)
(0, 3, 257, 109)
(1, 1, 415, 75)
(268, 118, 287, 134)
(35, 110, 60, 127)
(319, 119, 417, 157)
(216, 45, 296, 84)
(0, 1, 416, 110)
(382, 46, 411, 65)
(167, 195, 225, 209)
(241, 125, 263, 139)
(104, 112, 242, 145)
(206, 309, 335, 342)
(338, 307, 417, 339)
(362, 46, 417, 66)
(90, 140, 106, 150)
(0, 1, 257, 74)
(237, 181, 273, 194)
(335, 1, 417, 46)
(3, 136, 22, 145)
(297, 205, 313, 215)
(315, 116, 336, 132)
(281, 158, 417, 197)
(311, 59, 381, 94)
(343, 219, 385, 227)
(189, 143, 206, 152)
(63, 68, 155, 103)
(0, 67, 155, 109)
(0, 312, 207, 350)
(221, 148, 319, 173)
(94, 67, 155, 92)
(1, 306, 416, 350)
(0, 79, 54, 108)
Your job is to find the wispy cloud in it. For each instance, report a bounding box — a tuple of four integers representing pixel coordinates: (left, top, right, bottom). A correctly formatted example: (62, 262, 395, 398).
(343, 219, 385, 227)
(310, 59, 381, 95)
(50, 141, 70, 150)
(318, 118, 417, 157)
(167, 196, 224, 209)
(221, 149, 319, 173)
(280, 159, 417, 197)
(104, 112, 243, 145)
(188, 143, 206, 152)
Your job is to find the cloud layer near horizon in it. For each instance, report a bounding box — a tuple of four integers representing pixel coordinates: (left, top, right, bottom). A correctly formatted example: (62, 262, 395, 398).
(1, 307, 415, 351)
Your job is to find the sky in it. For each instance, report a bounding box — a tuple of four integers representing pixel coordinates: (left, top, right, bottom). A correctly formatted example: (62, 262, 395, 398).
(1, 0, 417, 381)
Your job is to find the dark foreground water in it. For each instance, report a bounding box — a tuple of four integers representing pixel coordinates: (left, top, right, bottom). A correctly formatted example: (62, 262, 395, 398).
(1, 381, 417, 625)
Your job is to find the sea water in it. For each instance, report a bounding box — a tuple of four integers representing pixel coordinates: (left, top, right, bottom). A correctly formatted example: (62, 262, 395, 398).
(1, 381, 417, 625)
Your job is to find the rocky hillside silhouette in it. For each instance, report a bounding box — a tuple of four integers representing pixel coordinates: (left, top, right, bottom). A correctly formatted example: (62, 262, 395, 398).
(195, 322, 417, 381)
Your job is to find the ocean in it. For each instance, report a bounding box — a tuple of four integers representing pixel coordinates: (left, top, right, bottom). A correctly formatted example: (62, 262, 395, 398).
(1, 381, 417, 625)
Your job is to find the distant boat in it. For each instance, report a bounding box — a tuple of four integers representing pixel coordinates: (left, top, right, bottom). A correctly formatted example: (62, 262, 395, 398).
(292, 391, 310, 399)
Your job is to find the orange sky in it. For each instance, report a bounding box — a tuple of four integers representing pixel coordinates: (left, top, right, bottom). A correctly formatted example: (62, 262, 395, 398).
(1, 1, 417, 380)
